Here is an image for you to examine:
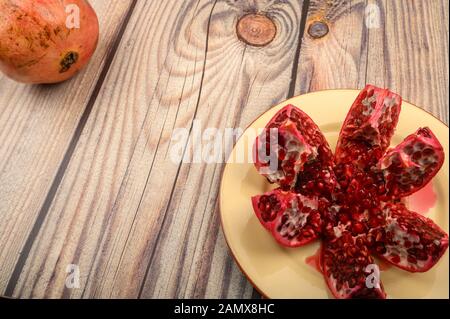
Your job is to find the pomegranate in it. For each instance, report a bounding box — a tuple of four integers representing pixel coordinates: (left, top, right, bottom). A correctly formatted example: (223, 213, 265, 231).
(322, 234, 386, 299)
(369, 203, 449, 272)
(319, 202, 388, 299)
(335, 85, 401, 168)
(252, 189, 323, 247)
(254, 105, 337, 196)
(251, 85, 448, 299)
(376, 128, 445, 198)
(0, 0, 99, 84)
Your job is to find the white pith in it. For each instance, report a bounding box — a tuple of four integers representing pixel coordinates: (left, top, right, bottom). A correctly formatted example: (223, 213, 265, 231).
(361, 94, 377, 116)
(383, 212, 426, 270)
(333, 224, 346, 238)
(381, 96, 397, 122)
(340, 92, 384, 154)
(384, 217, 425, 268)
(380, 95, 398, 124)
(345, 92, 398, 153)
(279, 197, 317, 238)
(380, 136, 439, 187)
(259, 123, 317, 186)
(262, 166, 284, 183)
(383, 95, 398, 109)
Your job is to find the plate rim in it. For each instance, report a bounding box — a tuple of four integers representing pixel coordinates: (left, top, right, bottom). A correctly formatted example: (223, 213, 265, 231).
(218, 88, 449, 299)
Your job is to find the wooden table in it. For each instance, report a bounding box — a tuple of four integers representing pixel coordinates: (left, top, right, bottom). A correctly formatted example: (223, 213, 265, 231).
(0, 0, 448, 299)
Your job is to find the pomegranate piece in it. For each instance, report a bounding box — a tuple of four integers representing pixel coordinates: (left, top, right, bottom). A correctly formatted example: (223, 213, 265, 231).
(370, 203, 449, 273)
(0, 0, 99, 84)
(321, 232, 386, 299)
(376, 127, 445, 198)
(335, 85, 402, 169)
(251, 189, 323, 247)
(254, 105, 337, 195)
(254, 106, 313, 189)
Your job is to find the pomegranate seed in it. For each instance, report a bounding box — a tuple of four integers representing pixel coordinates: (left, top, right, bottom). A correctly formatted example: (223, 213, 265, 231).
(305, 181, 315, 190)
(351, 212, 360, 221)
(278, 148, 286, 160)
(391, 254, 401, 264)
(352, 222, 364, 235)
(423, 148, 434, 156)
(339, 214, 349, 224)
(412, 151, 422, 161)
(407, 255, 417, 264)
(362, 199, 372, 208)
(376, 245, 387, 254)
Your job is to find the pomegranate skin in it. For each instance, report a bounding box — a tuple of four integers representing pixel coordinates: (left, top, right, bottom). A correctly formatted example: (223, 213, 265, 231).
(0, 0, 99, 84)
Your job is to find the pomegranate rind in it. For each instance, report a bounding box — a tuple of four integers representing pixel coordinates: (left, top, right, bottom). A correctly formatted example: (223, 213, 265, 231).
(251, 189, 321, 248)
(251, 190, 295, 231)
(289, 106, 337, 198)
(372, 203, 449, 273)
(253, 104, 337, 195)
(335, 85, 402, 169)
(377, 127, 445, 198)
(254, 106, 316, 189)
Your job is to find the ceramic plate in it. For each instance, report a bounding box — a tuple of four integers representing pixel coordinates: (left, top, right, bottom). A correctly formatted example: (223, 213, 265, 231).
(219, 89, 449, 299)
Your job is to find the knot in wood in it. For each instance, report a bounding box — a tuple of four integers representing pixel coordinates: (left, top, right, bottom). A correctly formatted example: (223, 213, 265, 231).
(236, 14, 276, 47)
(308, 21, 329, 39)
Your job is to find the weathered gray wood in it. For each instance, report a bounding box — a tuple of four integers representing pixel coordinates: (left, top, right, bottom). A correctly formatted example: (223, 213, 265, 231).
(0, 0, 134, 296)
(295, 0, 448, 123)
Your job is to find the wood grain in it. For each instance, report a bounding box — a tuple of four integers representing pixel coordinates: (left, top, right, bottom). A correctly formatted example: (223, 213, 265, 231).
(368, 0, 449, 124)
(295, 0, 449, 124)
(9, 0, 309, 298)
(295, 0, 369, 92)
(0, 0, 448, 299)
(0, 0, 135, 296)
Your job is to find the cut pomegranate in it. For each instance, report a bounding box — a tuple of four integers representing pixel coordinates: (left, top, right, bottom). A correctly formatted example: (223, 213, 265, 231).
(376, 127, 445, 198)
(252, 189, 323, 247)
(369, 203, 449, 272)
(335, 85, 401, 169)
(250, 85, 447, 299)
(254, 105, 337, 194)
(321, 233, 386, 299)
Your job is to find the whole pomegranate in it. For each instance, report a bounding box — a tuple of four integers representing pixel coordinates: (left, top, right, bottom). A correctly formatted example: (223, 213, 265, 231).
(0, 0, 99, 84)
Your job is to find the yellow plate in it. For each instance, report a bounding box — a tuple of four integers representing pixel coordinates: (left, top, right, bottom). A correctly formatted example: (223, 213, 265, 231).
(220, 89, 449, 299)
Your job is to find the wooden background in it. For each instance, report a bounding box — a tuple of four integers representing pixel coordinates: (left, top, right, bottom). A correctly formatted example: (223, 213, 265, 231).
(0, 0, 448, 298)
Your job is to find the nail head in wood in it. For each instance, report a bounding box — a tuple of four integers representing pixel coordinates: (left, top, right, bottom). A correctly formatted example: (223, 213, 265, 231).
(308, 21, 329, 39)
(236, 13, 277, 47)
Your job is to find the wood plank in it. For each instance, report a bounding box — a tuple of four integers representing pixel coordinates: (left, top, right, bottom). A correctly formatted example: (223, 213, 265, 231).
(367, 0, 448, 123)
(295, 0, 448, 123)
(10, 0, 310, 298)
(0, 0, 135, 296)
(295, 0, 369, 92)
